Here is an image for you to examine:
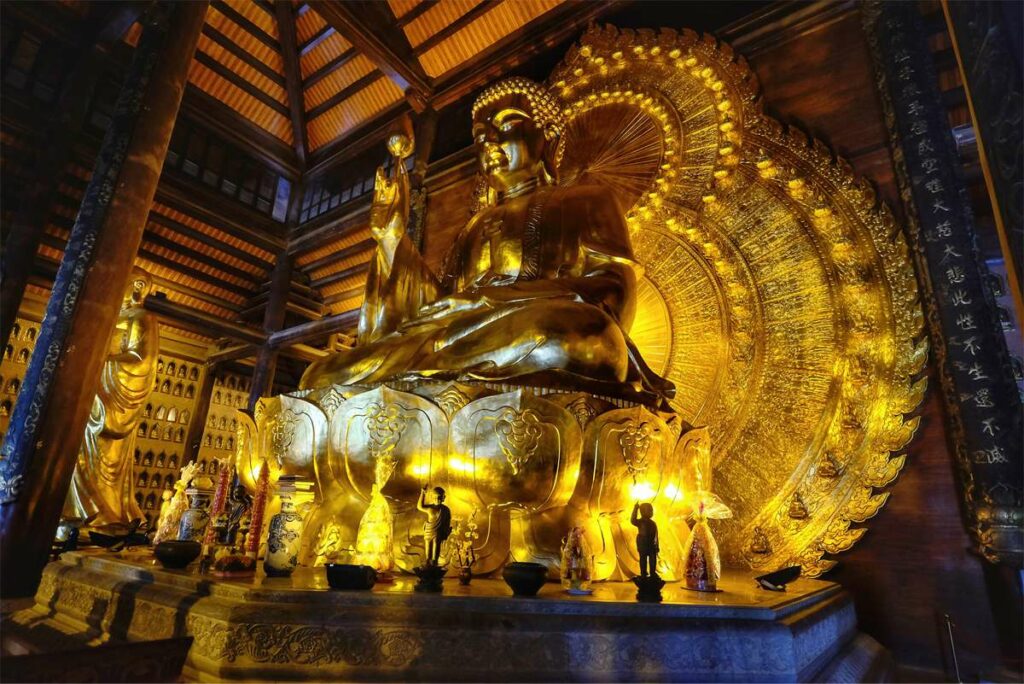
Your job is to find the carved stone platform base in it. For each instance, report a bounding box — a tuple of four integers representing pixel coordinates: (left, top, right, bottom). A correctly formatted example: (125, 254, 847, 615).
(11, 550, 893, 682)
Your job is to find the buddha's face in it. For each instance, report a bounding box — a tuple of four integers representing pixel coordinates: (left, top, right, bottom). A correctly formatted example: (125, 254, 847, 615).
(125, 272, 150, 306)
(473, 95, 547, 194)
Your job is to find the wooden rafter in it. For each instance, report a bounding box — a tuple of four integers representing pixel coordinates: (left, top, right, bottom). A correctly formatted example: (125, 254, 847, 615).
(396, 0, 439, 29)
(300, 237, 374, 273)
(310, 262, 369, 290)
(302, 46, 359, 90)
(201, 24, 287, 87)
(308, 0, 432, 99)
(298, 23, 334, 56)
(146, 211, 274, 272)
(193, 50, 290, 115)
(413, 0, 503, 56)
(210, 0, 280, 52)
(274, 0, 310, 165)
(306, 69, 383, 120)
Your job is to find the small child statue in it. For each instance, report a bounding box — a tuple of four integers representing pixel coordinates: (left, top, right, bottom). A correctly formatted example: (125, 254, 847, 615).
(414, 485, 452, 592)
(631, 501, 665, 602)
(631, 501, 659, 578)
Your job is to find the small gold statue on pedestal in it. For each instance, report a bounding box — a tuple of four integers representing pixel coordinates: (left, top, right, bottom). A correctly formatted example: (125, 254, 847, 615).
(414, 485, 452, 592)
(631, 501, 665, 602)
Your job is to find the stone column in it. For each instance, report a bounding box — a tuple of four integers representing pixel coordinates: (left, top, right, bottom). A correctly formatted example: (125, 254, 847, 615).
(247, 252, 294, 412)
(0, 1, 207, 598)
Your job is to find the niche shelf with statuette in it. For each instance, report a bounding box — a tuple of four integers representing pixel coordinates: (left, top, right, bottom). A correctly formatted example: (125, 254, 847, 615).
(194, 371, 250, 480)
(0, 316, 41, 439)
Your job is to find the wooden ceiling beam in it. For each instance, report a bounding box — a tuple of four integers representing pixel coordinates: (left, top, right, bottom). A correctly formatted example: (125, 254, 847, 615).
(302, 46, 358, 90)
(310, 262, 369, 290)
(157, 175, 286, 253)
(210, 0, 281, 52)
(194, 50, 290, 116)
(413, 0, 502, 56)
(181, 86, 300, 178)
(146, 211, 274, 272)
(298, 24, 334, 56)
(323, 286, 364, 307)
(267, 309, 360, 348)
(144, 294, 268, 346)
(202, 24, 287, 87)
(274, 0, 309, 166)
(396, 0, 438, 29)
(289, 197, 371, 256)
(306, 69, 383, 120)
(308, 0, 432, 99)
(433, 0, 626, 109)
(304, 100, 408, 175)
(300, 237, 374, 273)
(141, 232, 261, 285)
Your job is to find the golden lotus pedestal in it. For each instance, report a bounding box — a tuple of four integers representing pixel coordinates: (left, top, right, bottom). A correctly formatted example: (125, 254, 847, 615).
(10, 550, 891, 682)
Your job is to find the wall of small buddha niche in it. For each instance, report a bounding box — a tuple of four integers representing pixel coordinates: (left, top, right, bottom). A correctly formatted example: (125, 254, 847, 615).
(0, 308, 251, 529)
(419, 7, 998, 677)
(131, 357, 249, 527)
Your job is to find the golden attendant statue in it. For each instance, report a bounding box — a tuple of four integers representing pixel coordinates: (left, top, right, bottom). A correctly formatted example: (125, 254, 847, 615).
(300, 77, 672, 408)
(64, 269, 159, 525)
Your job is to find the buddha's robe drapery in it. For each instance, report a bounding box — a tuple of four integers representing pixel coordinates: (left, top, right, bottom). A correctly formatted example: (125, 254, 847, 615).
(64, 306, 157, 524)
(301, 184, 673, 406)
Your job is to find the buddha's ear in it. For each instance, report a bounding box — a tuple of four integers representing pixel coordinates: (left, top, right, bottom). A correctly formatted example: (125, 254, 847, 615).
(541, 130, 560, 186)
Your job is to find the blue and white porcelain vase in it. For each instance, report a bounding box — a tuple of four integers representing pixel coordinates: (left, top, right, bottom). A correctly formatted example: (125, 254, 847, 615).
(264, 476, 304, 577)
(177, 487, 211, 542)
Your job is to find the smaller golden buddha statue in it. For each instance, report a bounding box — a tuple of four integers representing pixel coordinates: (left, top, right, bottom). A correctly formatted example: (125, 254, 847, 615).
(64, 268, 159, 525)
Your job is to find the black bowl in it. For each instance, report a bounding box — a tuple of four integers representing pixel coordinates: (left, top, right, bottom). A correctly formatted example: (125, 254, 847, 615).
(153, 540, 202, 569)
(502, 562, 548, 597)
(325, 563, 377, 590)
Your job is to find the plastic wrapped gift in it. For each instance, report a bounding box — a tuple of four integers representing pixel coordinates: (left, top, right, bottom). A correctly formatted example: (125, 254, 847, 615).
(561, 526, 594, 594)
(681, 491, 731, 592)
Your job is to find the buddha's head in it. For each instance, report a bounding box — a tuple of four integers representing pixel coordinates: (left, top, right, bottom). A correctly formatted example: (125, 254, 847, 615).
(472, 77, 563, 197)
(125, 267, 152, 306)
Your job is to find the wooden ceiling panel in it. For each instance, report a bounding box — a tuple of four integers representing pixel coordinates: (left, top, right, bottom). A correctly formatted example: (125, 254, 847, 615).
(146, 222, 266, 279)
(418, 0, 562, 78)
(326, 294, 363, 316)
(151, 203, 277, 263)
(303, 53, 377, 111)
(299, 31, 353, 78)
(196, 33, 287, 105)
(204, 4, 284, 73)
(308, 248, 372, 282)
(307, 76, 404, 150)
(387, 0, 421, 22)
(402, 0, 481, 48)
(187, 61, 293, 143)
(222, 0, 279, 40)
(295, 3, 328, 45)
(320, 272, 368, 298)
(296, 227, 373, 267)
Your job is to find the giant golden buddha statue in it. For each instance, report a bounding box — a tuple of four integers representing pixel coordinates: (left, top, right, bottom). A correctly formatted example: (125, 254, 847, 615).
(64, 268, 159, 525)
(300, 77, 672, 409)
(239, 26, 927, 581)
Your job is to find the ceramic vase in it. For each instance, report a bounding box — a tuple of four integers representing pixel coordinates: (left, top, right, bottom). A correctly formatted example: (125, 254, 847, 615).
(560, 526, 594, 594)
(264, 477, 304, 577)
(177, 487, 211, 542)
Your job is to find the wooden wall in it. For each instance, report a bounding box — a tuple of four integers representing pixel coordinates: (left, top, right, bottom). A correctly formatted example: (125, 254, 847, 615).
(417, 5, 1003, 677)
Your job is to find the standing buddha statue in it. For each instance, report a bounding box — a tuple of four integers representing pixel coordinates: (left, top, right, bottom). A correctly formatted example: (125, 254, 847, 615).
(300, 77, 673, 408)
(64, 268, 159, 525)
